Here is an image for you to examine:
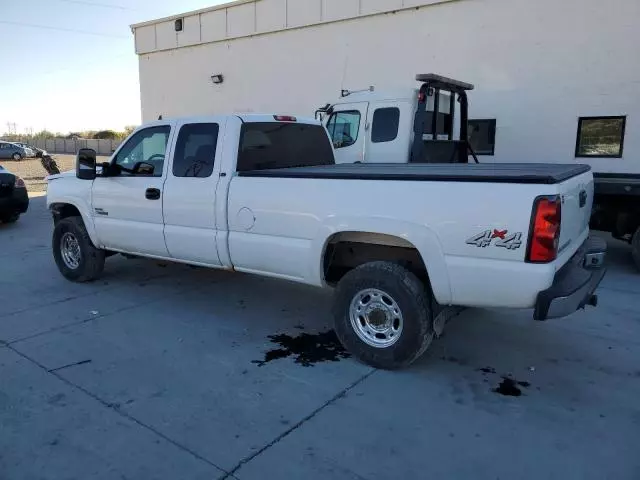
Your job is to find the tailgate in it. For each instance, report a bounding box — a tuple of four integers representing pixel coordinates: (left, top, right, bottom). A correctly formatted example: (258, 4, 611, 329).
(557, 171, 593, 256)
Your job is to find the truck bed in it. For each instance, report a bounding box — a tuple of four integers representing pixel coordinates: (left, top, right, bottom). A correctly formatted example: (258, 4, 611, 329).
(239, 163, 591, 185)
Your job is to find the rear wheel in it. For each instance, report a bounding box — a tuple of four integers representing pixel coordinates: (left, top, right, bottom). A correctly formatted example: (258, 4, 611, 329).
(333, 261, 434, 370)
(52, 216, 105, 282)
(632, 227, 640, 272)
(12, 152, 22, 161)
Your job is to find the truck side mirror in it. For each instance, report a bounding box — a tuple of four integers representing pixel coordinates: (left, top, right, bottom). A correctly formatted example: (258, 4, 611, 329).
(76, 148, 97, 180)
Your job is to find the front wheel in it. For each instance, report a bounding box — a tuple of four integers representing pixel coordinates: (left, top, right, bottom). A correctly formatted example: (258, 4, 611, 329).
(333, 261, 434, 370)
(52, 217, 105, 282)
(12, 152, 22, 161)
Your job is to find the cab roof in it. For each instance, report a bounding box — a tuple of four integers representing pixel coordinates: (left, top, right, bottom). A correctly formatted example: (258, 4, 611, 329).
(237, 114, 320, 125)
(149, 114, 321, 125)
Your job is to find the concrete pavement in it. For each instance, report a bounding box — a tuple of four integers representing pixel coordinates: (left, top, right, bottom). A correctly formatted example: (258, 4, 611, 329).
(1, 197, 639, 479)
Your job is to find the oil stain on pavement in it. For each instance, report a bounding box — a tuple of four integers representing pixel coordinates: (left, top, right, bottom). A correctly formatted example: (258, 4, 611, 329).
(492, 377, 531, 397)
(253, 330, 351, 367)
(477, 367, 532, 397)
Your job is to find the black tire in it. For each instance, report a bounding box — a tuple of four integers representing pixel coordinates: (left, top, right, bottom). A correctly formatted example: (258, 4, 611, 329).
(0, 213, 19, 224)
(333, 261, 434, 370)
(632, 227, 640, 272)
(12, 152, 22, 161)
(52, 217, 105, 282)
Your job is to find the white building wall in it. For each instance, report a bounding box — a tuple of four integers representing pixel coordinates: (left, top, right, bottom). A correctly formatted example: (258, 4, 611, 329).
(135, 0, 640, 173)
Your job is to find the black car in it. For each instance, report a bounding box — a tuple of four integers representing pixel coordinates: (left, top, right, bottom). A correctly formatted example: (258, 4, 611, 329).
(0, 165, 29, 223)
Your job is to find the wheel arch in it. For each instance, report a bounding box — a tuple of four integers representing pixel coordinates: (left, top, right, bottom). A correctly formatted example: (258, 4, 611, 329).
(312, 218, 452, 305)
(49, 200, 99, 246)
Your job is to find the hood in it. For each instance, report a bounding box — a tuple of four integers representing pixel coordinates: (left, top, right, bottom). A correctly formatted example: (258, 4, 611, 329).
(46, 169, 75, 182)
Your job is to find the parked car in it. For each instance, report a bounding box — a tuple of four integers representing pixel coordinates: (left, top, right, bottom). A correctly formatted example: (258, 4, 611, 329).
(13, 143, 37, 158)
(14, 142, 45, 158)
(46, 114, 606, 369)
(0, 141, 31, 160)
(0, 165, 29, 223)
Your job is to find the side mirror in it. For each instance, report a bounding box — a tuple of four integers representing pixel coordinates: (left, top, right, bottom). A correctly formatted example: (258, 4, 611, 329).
(76, 148, 97, 180)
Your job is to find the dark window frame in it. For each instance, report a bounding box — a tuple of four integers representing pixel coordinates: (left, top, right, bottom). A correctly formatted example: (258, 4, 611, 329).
(371, 107, 401, 143)
(172, 122, 219, 178)
(575, 116, 626, 159)
(468, 118, 496, 156)
(326, 110, 361, 149)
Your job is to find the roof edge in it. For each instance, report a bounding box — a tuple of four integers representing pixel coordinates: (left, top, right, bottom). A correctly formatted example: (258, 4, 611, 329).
(131, 0, 259, 30)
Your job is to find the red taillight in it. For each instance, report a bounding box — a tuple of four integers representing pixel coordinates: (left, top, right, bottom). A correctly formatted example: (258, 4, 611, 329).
(273, 115, 297, 122)
(15, 177, 26, 189)
(527, 196, 562, 263)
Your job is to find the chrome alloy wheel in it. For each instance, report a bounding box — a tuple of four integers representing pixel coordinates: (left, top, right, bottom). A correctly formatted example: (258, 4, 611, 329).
(349, 288, 403, 348)
(60, 232, 82, 270)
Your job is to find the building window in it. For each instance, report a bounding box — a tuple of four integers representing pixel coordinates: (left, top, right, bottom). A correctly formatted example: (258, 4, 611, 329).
(468, 119, 496, 156)
(372, 108, 400, 143)
(575, 116, 626, 158)
(326, 111, 361, 149)
(173, 123, 219, 178)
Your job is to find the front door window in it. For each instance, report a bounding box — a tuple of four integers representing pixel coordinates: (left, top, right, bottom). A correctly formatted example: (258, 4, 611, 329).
(113, 126, 170, 177)
(326, 111, 361, 149)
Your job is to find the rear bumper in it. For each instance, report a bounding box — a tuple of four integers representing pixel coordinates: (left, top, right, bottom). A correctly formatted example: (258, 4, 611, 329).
(0, 188, 29, 215)
(533, 236, 606, 321)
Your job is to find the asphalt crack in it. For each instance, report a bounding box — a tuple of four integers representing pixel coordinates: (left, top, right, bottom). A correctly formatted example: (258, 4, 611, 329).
(6, 273, 202, 346)
(220, 368, 377, 479)
(7, 344, 228, 477)
(0, 271, 176, 321)
(48, 359, 92, 373)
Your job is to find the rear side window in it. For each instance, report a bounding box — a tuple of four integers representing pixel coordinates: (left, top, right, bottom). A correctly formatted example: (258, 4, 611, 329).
(173, 123, 219, 178)
(237, 122, 334, 172)
(371, 108, 400, 143)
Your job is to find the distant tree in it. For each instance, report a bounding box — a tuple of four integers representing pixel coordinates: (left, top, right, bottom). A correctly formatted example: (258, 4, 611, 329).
(93, 130, 118, 140)
(34, 130, 56, 139)
(124, 125, 137, 136)
(113, 125, 138, 140)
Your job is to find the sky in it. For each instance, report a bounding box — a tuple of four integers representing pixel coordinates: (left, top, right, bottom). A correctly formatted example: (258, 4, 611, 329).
(0, 0, 226, 135)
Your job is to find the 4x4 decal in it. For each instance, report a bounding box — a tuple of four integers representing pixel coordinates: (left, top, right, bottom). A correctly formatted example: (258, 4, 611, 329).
(466, 229, 523, 250)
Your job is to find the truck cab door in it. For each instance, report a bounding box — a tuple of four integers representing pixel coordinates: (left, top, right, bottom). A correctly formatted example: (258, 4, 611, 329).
(161, 118, 226, 266)
(325, 102, 368, 164)
(365, 101, 412, 163)
(91, 122, 174, 257)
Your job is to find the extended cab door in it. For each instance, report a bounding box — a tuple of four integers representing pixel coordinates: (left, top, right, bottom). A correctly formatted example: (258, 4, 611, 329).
(91, 122, 174, 256)
(162, 118, 226, 266)
(325, 102, 368, 164)
(364, 101, 413, 163)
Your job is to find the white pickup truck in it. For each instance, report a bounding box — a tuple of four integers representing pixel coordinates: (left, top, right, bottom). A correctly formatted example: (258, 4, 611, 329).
(47, 114, 606, 369)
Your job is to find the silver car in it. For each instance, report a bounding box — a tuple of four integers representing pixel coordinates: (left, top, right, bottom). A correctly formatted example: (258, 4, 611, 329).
(13, 143, 37, 158)
(0, 141, 30, 160)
